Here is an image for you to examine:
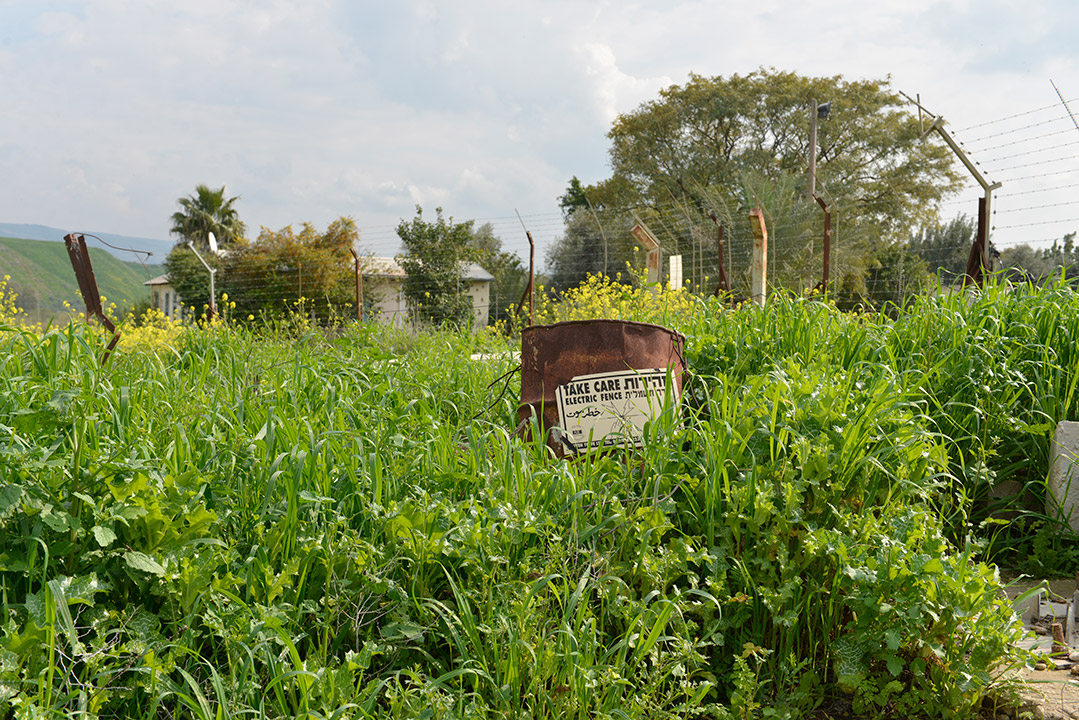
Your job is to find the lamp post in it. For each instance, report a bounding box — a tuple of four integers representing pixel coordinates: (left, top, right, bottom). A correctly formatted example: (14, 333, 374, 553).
(187, 238, 217, 319)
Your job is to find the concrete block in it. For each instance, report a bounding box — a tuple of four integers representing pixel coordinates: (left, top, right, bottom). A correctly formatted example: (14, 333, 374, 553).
(1069, 599, 1076, 646)
(1049, 421, 1079, 533)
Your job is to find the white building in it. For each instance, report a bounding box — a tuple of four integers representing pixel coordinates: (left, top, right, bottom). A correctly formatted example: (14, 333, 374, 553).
(361, 257, 494, 329)
(144, 274, 181, 320)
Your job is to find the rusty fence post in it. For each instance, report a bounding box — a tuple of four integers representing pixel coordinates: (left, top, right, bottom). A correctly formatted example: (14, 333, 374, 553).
(708, 213, 730, 297)
(64, 233, 120, 363)
(350, 248, 363, 321)
(813, 195, 831, 294)
(515, 230, 535, 327)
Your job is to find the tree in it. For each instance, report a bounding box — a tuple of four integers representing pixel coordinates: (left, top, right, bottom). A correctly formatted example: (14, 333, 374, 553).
(396, 206, 476, 327)
(468, 223, 528, 326)
(908, 214, 975, 278)
(170, 184, 246, 247)
(558, 176, 590, 220)
(607, 69, 959, 239)
(545, 209, 639, 292)
(999, 232, 1079, 282)
(222, 217, 360, 320)
(864, 242, 932, 310)
(547, 175, 643, 292)
(164, 217, 359, 321)
(551, 69, 962, 297)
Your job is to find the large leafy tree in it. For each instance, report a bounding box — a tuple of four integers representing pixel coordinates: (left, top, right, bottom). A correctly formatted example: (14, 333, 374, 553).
(170, 184, 246, 247)
(396, 206, 477, 327)
(165, 216, 360, 321)
(608, 69, 960, 236)
(551, 69, 963, 299)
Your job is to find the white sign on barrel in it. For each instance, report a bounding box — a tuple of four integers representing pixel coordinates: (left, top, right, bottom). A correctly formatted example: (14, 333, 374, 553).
(555, 368, 677, 454)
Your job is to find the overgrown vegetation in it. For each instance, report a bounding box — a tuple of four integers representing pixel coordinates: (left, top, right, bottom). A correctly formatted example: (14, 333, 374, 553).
(5, 273, 1078, 718)
(222, 217, 360, 321)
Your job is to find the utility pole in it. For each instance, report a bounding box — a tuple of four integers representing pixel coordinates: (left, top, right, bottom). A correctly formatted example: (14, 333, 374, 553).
(187, 240, 217, 319)
(812, 196, 831, 293)
(808, 99, 819, 201)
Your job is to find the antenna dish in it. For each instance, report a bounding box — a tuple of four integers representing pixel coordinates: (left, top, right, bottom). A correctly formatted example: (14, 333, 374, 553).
(208, 231, 219, 255)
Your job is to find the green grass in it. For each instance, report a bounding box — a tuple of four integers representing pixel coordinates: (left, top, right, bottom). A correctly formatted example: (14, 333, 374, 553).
(1, 281, 1072, 718)
(0, 235, 162, 323)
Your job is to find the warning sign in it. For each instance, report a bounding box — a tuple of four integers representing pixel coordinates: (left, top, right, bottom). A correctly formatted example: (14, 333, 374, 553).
(555, 368, 678, 454)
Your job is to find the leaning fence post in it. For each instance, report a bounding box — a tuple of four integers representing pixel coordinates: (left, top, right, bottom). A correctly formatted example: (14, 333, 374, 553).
(963, 196, 989, 287)
(64, 233, 120, 363)
(707, 213, 731, 298)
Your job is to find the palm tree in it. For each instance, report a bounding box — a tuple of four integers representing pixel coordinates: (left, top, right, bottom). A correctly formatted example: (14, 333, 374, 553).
(170, 184, 246, 247)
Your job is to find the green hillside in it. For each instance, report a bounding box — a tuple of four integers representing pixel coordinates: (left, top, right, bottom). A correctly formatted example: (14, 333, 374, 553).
(0, 236, 163, 323)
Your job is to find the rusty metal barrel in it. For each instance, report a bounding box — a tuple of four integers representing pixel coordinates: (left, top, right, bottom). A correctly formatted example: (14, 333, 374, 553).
(518, 319, 686, 452)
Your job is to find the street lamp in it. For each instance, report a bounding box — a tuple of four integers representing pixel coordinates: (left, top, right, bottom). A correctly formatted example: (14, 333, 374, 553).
(188, 232, 218, 319)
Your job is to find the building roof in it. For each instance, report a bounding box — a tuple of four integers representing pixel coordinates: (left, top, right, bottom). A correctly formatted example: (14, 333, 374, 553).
(144, 274, 172, 287)
(362, 256, 493, 282)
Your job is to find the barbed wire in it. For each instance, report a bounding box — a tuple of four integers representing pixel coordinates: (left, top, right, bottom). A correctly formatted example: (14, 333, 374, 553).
(997, 168, 1079, 185)
(979, 139, 1079, 165)
(954, 97, 1078, 133)
(993, 199, 1079, 213)
(961, 116, 1072, 146)
(995, 217, 1079, 230)
(981, 153, 1079, 174)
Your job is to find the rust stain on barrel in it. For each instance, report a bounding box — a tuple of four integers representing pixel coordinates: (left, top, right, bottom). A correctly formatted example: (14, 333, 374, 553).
(518, 319, 686, 442)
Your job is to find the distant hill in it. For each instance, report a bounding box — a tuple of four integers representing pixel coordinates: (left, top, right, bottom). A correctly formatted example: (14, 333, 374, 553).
(0, 223, 173, 263)
(0, 236, 163, 323)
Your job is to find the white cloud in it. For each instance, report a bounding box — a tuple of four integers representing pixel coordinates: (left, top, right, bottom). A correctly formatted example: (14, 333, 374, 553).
(2, 0, 1079, 261)
(579, 42, 671, 125)
(35, 11, 84, 46)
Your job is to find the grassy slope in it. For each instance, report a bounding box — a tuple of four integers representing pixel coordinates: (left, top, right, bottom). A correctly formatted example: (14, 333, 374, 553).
(0, 235, 162, 322)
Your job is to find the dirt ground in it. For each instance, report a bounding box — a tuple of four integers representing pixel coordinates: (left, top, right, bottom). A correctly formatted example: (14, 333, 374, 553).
(1004, 577, 1079, 719)
(1013, 668, 1079, 719)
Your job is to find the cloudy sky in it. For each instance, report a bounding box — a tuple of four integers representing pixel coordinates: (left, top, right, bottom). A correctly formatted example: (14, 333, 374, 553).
(3, 0, 1079, 262)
